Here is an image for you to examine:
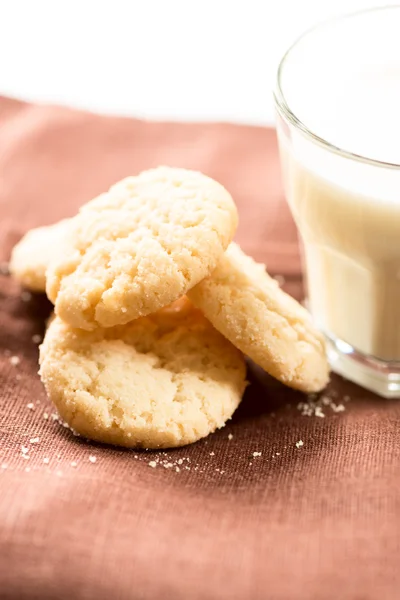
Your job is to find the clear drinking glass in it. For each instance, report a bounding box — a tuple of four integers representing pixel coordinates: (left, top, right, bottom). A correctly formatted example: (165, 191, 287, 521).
(274, 7, 400, 398)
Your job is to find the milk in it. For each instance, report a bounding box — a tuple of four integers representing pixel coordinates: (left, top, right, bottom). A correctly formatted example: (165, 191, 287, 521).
(276, 10, 400, 366)
(279, 135, 400, 361)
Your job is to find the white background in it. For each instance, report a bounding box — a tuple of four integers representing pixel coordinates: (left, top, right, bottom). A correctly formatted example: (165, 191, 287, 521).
(0, 0, 398, 125)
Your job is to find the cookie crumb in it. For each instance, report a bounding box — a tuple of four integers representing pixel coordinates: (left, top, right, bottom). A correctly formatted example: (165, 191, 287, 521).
(1, 463, 8, 470)
(89, 455, 97, 464)
(43, 457, 50, 464)
(10, 356, 20, 366)
(298, 392, 347, 418)
(32, 334, 42, 344)
(296, 440, 304, 448)
(252, 451, 262, 457)
(175, 466, 180, 473)
(21, 445, 29, 454)
(71, 461, 77, 468)
(210, 452, 215, 456)
(177, 459, 183, 465)
(148, 461, 157, 468)
(228, 433, 233, 440)
(21, 291, 32, 302)
(29, 437, 40, 444)
(21, 454, 30, 460)
(26, 402, 34, 410)
(43, 412, 49, 420)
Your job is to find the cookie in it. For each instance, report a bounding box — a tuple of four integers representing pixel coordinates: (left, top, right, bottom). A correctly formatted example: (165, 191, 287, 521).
(9, 219, 71, 292)
(39, 297, 247, 449)
(46, 167, 238, 330)
(188, 243, 329, 393)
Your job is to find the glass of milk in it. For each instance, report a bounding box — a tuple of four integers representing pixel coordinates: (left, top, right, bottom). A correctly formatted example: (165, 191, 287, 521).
(275, 7, 400, 397)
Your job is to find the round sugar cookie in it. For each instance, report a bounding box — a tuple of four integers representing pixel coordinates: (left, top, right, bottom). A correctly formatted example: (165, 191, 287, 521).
(9, 219, 71, 292)
(46, 167, 238, 330)
(188, 243, 329, 393)
(39, 298, 247, 449)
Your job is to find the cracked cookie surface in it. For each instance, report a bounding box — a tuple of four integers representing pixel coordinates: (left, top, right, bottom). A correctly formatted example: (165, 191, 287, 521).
(46, 167, 238, 330)
(39, 297, 246, 448)
(188, 243, 329, 393)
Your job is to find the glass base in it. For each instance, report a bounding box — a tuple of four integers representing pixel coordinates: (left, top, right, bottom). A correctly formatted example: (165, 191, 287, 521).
(325, 333, 400, 398)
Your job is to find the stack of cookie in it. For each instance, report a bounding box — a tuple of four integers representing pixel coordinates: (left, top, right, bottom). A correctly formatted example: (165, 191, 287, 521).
(9, 167, 329, 449)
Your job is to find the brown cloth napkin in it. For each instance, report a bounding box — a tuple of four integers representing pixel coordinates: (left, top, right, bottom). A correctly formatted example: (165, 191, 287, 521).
(0, 96, 399, 600)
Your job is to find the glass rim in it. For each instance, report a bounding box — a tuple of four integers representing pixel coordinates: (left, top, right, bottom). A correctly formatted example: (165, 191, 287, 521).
(273, 5, 400, 170)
